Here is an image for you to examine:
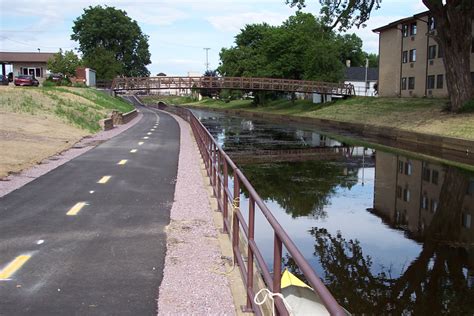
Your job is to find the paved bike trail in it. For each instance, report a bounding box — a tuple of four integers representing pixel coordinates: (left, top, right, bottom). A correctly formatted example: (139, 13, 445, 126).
(0, 106, 179, 315)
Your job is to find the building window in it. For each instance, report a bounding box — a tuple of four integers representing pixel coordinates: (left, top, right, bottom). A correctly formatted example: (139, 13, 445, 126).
(428, 45, 437, 59)
(462, 213, 472, 229)
(421, 194, 429, 209)
(396, 185, 402, 199)
(432, 170, 439, 185)
(427, 75, 435, 89)
(405, 161, 413, 175)
(436, 74, 444, 89)
(422, 167, 431, 182)
(398, 161, 404, 173)
(428, 17, 436, 31)
(35, 68, 41, 78)
(403, 188, 411, 202)
(402, 51, 408, 63)
(410, 22, 417, 36)
(402, 24, 408, 37)
(438, 45, 444, 58)
(409, 49, 416, 62)
(401, 77, 407, 90)
(408, 77, 415, 90)
(430, 200, 438, 213)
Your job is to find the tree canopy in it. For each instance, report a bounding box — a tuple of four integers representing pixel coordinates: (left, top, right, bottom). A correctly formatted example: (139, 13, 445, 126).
(47, 49, 82, 77)
(71, 5, 151, 79)
(286, 0, 474, 111)
(218, 12, 370, 83)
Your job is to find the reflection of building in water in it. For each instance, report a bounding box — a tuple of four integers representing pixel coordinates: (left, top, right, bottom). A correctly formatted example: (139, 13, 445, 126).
(373, 151, 474, 240)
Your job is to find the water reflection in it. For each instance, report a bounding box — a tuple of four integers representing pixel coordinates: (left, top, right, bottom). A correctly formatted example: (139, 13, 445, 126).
(192, 108, 474, 314)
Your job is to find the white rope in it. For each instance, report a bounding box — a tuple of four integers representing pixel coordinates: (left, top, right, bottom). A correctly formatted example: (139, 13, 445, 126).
(254, 288, 293, 316)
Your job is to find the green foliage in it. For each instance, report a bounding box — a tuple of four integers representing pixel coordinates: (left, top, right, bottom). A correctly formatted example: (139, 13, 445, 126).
(218, 12, 364, 84)
(366, 53, 378, 67)
(71, 5, 151, 78)
(82, 47, 123, 80)
(47, 49, 82, 77)
(459, 99, 474, 113)
(42, 80, 56, 87)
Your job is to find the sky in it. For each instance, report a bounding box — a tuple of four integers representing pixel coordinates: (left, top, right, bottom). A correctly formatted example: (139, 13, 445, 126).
(0, 0, 427, 76)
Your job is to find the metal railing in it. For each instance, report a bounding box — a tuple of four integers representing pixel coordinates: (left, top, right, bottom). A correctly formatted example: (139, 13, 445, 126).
(159, 103, 347, 316)
(112, 76, 355, 96)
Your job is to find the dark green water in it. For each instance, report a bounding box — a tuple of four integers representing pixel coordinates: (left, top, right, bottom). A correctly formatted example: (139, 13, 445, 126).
(192, 108, 474, 315)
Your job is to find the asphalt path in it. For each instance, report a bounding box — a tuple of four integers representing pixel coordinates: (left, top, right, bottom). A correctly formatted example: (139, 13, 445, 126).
(0, 105, 179, 315)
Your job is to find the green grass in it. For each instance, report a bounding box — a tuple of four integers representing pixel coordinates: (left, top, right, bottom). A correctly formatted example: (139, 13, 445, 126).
(140, 95, 474, 140)
(0, 86, 135, 133)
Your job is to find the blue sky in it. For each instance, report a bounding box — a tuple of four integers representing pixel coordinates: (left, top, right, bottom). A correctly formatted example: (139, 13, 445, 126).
(0, 0, 426, 76)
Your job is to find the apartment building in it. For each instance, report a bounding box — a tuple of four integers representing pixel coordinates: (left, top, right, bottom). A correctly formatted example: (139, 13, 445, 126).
(373, 11, 474, 98)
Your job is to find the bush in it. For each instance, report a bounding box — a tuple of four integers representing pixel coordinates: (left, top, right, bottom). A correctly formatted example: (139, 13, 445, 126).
(459, 99, 474, 113)
(72, 82, 86, 88)
(42, 80, 56, 87)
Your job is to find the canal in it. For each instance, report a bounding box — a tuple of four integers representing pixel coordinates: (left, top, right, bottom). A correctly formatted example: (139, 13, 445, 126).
(191, 108, 474, 315)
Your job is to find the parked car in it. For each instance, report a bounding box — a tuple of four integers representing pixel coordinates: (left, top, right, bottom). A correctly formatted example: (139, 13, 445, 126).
(14, 75, 39, 87)
(48, 73, 63, 82)
(0, 74, 9, 85)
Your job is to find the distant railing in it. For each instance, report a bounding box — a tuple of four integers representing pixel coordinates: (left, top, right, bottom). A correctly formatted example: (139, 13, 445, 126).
(157, 102, 347, 316)
(112, 76, 354, 96)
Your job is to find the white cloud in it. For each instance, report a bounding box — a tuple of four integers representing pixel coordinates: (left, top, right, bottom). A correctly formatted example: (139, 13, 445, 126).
(207, 11, 289, 32)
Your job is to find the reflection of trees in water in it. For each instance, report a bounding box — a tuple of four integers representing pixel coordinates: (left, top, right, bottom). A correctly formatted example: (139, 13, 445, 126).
(241, 161, 358, 219)
(284, 167, 474, 314)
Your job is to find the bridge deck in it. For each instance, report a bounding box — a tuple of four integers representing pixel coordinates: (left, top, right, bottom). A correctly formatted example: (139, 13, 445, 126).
(112, 76, 354, 96)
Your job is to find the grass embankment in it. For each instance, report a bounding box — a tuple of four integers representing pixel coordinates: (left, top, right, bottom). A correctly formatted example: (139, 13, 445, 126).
(1, 86, 133, 132)
(0, 86, 134, 178)
(141, 95, 474, 141)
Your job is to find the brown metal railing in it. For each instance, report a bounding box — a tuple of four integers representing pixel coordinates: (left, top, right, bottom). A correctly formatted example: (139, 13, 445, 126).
(112, 76, 354, 96)
(158, 103, 347, 316)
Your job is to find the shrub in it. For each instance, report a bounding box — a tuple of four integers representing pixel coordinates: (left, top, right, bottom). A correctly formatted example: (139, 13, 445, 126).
(459, 99, 474, 113)
(42, 80, 56, 87)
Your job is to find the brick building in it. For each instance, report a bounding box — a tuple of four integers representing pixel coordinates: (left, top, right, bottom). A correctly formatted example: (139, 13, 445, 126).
(373, 12, 474, 98)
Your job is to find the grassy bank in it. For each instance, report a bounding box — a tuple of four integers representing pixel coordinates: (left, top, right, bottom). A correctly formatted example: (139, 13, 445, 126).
(141, 95, 474, 140)
(0, 86, 134, 132)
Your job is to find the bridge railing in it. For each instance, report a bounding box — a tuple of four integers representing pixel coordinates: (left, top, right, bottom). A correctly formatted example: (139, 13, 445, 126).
(158, 103, 347, 316)
(112, 76, 354, 96)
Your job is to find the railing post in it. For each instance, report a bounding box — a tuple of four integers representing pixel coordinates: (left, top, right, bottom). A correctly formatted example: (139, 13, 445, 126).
(232, 172, 240, 265)
(223, 160, 229, 234)
(273, 233, 283, 314)
(244, 196, 256, 312)
(217, 151, 222, 211)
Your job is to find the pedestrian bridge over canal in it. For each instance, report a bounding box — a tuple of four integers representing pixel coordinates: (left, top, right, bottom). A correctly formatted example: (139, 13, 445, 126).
(111, 76, 355, 96)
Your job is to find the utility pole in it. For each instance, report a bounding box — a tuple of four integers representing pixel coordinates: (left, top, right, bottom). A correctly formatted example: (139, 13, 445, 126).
(203, 48, 210, 72)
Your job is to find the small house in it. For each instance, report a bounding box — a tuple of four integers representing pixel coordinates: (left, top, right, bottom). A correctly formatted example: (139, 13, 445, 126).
(0, 51, 55, 83)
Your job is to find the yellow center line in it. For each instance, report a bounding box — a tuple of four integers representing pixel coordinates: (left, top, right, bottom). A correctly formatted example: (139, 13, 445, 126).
(138, 142, 144, 146)
(0, 255, 32, 280)
(97, 176, 111, 184)
(67, 202, 87, 216)
(130, 149, 137, 153)
(117, 159, 128, 165)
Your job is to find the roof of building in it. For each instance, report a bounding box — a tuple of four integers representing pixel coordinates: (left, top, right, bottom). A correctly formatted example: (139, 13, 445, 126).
(372, 10, 429, 33)
(344, 67, 378, 82)
(0, 52, 56, 63)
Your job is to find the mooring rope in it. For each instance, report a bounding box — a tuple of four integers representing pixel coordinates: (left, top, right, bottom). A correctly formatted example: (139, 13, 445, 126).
(254, 288, 294, 316)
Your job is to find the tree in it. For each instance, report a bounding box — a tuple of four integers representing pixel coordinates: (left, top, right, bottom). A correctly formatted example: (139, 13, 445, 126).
(365, 53, 378, 68)
(47, 49, 82, 77)
(71, 5, 151, 78)
(286, 0, 474, 112)
(83, 47, 122, 80)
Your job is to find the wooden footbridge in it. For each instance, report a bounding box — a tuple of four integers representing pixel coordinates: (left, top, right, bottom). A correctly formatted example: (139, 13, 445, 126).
(111, 76, 355, 96)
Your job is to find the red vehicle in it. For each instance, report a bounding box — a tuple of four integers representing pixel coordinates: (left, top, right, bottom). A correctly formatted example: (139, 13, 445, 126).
(14, 75, 39, 86)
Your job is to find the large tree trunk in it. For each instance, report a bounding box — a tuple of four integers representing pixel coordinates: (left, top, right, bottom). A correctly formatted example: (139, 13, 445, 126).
(423, 1, 474, 112)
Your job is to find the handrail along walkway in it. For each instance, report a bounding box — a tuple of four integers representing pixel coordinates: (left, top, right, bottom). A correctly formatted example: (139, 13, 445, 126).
(158, 103, 347, 316)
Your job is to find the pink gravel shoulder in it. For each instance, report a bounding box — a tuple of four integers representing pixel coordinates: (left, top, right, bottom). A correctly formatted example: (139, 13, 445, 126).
(157, 113, 235, 315)
(0, 112, 143, 198)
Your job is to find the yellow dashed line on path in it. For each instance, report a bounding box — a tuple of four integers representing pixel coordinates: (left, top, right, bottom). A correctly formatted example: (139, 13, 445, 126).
(0, 255, 31, 280)
(117, 159, 128, 165)
(67, 202, 87, 216)
(130, 149, 137, 153)
(97, 176, 111, 184)
(138, 142, 144, 146)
